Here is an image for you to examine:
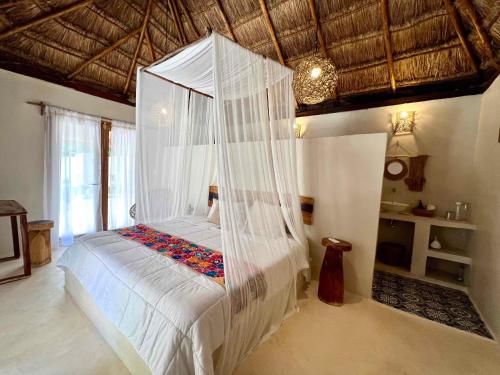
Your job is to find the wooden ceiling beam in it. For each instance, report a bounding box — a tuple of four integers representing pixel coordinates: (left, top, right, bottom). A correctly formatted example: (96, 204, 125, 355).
(144, 27, 157, 61)
(258, 0, 285, 65)
(214, 0, 236, 41)
(0, 0, 94, 40)
(380, 0, 397, 92)
(68, 28, 141, 79)
(307, 0, 327, 57)
(443, 0, 479, 73)
(124, 0, 155, 94)
(177, 0, 200, 39)
(122, 0, 180, 48)
(0, 1, 21, 10)
(459, 0, 499, 69)
(168, 0, 186, 44)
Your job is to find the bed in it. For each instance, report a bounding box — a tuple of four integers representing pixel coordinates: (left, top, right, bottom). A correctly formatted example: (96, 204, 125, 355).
(57, 215, 308, 375)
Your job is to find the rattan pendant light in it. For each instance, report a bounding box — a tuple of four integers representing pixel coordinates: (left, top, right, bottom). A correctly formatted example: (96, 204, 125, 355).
(293, 56, 338, 105)
(293, 2, 338, 105)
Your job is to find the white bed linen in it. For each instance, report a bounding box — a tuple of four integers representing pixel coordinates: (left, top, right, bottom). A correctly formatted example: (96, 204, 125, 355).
(57, 216, 305, 375)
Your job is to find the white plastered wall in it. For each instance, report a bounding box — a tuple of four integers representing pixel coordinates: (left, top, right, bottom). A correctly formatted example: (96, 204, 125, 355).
(296, 133, 387, 298)
(0, 69, 135, 258)
(469, 75, 500, 338)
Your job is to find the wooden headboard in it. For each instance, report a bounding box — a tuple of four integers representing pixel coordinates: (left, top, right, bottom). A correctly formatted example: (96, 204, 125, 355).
(208, 185, 314, 225)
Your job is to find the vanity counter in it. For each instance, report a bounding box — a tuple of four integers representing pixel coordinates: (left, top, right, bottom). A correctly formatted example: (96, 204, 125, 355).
(380, 211, 477, 230)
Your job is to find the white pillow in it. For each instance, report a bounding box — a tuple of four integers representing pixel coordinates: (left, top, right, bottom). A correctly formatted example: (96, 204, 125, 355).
(207, 199, 220, 225)
(245, 201, 283, 237)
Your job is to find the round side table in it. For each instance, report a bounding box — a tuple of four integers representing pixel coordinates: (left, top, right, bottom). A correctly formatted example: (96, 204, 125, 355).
(318, 237, 352, 306)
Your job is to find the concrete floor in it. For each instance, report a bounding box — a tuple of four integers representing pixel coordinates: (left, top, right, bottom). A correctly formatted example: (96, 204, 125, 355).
(1, 250, 500, 375)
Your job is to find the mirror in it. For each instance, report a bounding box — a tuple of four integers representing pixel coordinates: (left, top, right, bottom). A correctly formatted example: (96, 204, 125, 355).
(384, 159, 408, 180)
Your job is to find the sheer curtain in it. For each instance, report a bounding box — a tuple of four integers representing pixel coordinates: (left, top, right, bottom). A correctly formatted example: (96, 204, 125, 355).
(135, 70, 214, 223)
(212, 33, 302, 374)
(43, 106, 102, 246)
(108, 120, 136, 229)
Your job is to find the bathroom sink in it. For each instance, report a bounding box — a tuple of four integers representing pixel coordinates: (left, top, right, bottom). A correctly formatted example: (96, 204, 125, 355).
(381, 201, 410, 213)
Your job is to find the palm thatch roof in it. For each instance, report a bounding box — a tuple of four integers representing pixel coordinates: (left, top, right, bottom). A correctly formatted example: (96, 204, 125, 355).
(0, 0, 498, 114)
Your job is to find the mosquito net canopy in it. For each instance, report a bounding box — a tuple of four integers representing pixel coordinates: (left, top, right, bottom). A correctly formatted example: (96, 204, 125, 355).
(136, 31, 308, 374)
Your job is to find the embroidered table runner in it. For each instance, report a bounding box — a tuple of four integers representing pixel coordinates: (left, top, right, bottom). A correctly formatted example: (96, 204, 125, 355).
(114, 224, 225, 285)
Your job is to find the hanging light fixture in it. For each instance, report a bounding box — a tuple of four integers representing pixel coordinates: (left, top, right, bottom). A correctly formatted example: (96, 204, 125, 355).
(293, 57, 338, 105)
(293, 0, 338, 105)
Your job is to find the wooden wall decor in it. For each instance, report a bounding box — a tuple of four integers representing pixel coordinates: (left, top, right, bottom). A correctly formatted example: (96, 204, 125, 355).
(208, 185, 314, 225)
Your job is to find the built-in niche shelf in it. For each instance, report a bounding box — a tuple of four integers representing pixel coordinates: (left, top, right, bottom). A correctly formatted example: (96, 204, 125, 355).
(426, 247, 471, 265)
(378, 211, 475, 292)
(425, 267, 468, 293)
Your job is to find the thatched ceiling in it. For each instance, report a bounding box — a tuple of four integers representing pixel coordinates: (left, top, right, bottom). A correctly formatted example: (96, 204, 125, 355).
(0, 0, 499, 114)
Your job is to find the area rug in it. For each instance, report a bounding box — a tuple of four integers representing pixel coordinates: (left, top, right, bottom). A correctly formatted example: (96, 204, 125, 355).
(372, 270, 493, 339)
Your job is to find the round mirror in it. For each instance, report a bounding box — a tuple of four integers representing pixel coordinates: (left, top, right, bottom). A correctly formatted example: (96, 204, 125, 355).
(384, 159, 408, 180)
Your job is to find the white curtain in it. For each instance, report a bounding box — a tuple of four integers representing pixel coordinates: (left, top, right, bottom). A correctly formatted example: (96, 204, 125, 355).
(135, 70, 215, 223)
(43, 106, 102, 246)
(137, 32, 307, 374)
(108, 120, 136, 229)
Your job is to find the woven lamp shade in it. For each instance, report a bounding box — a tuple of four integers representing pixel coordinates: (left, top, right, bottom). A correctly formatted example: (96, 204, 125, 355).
(293, 57, 338, 105)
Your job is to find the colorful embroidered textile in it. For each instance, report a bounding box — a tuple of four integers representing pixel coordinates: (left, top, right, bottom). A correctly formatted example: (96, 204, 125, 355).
(114, 224, 224, 285)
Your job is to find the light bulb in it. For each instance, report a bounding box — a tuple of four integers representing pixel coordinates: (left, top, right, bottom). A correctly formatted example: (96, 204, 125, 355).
(161, 108, 167, 115)
(310, 67, 322, 79)
(400, 111, 408, 119)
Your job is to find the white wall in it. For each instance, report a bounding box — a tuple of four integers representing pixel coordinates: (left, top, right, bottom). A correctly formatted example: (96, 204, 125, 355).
(297, 134, 387, 298)
(470, 75, 500, 338)
(298, 95, 482, 216)
(0, 69, 135, 258)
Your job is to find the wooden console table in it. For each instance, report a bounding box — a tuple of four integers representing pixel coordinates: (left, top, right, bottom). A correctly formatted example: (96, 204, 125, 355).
(0, 200, 31, 284)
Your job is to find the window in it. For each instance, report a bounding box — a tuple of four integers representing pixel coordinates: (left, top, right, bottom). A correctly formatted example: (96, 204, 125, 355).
(44, 106, 135, 245)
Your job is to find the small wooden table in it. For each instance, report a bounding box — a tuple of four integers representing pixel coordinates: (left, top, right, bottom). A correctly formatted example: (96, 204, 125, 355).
(0, 200, 31, 284)
(318, 237, 352, 305)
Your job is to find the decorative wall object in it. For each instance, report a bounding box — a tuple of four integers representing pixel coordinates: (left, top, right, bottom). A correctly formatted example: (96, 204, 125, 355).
(384, 158, 408, 180)
(404, 155, 429, 191)
(392, 111, 416, 135)
(294, 122, 303, 138)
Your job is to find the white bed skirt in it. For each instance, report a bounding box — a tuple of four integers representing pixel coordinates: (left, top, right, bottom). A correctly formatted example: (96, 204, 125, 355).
(65, 269, 152, 375)
(64, 268, 308, 375)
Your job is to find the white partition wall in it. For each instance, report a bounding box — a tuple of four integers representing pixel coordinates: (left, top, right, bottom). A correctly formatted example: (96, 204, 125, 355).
(296, 133, 387, 298)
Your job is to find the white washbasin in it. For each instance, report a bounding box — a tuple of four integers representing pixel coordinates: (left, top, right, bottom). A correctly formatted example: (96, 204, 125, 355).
(381, 201, 410, 213)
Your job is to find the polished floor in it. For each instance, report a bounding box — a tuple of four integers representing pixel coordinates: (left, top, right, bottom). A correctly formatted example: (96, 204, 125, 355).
(1, 251, 500, 375)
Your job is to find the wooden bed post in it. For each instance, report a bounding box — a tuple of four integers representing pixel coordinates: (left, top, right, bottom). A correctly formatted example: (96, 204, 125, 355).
(101, 120, 111, 231)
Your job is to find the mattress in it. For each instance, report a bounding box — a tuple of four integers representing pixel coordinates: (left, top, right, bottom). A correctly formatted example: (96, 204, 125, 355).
(57, 215, 306, 375)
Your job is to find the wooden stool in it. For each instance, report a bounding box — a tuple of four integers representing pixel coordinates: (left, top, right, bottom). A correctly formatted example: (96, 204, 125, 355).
(318, 237, 352, 306)
(28, 220, 54, 267)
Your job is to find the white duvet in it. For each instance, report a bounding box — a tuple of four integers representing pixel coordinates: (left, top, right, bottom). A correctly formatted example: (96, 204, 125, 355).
(57, 216, 304, 375)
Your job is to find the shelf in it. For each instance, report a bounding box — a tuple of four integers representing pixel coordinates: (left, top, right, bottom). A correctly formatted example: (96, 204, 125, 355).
(380, 211, 477, 230)
(427, 248, 472, 265)
(425, 268, 468, 293)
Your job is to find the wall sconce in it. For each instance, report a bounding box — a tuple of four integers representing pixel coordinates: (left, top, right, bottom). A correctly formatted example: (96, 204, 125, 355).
(293, 122, 303, 138)
(392, 111, 415, 135)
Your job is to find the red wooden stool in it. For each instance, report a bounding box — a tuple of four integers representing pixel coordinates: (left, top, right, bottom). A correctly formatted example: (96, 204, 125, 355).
(318, 237, 352, 305)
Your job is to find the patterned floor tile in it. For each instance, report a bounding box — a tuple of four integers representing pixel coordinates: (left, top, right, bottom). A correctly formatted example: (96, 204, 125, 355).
(372, 270, 492, 339)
